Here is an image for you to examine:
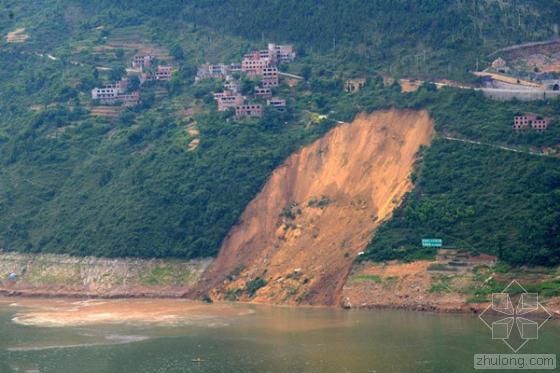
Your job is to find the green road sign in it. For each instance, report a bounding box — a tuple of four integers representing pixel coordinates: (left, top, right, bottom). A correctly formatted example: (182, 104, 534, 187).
(422, 239, 443, 248)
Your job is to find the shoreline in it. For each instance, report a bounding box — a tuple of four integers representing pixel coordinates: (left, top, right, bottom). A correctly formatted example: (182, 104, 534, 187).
(1, 289, 558, 320)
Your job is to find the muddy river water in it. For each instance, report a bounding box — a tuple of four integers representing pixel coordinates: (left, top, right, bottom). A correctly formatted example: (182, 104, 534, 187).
(0, 297, 558, 372)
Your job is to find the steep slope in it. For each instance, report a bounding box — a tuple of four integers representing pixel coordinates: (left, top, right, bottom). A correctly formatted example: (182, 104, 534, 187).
(193, 110, 434, 305)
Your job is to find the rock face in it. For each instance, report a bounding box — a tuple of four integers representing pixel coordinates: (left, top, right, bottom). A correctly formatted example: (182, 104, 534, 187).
(0, 252, 210, 298)
(193, 109, 435, 305)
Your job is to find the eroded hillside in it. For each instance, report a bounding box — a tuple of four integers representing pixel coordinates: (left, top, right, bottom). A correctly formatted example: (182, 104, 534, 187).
(193, 110, 435, 305)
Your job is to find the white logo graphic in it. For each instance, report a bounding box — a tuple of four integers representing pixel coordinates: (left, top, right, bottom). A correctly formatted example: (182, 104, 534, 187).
(479, 280, 552, 353)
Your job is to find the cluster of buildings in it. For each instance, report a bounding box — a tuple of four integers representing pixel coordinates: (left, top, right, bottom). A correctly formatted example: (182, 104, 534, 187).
(196, 43, 295, 118)
(91, 54, 177, 106)
(513, 114, 551, 132)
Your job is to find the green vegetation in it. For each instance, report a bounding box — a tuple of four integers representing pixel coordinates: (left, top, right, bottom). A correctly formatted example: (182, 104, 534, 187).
(350, 274, 382, 283)
(180, 0, 560, 80)
(429, 275, 454, 293)
(362, 88, 560, 267)
(427, 263, 457, 272)
(245, 277, 267, 297)
(0, 1, 558, 269)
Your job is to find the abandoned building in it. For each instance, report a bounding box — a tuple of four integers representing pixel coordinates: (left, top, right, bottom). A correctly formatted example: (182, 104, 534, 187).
(215, 92, 245, 111)
(513, 114, 551, 132)
(267, 97, 286, 111)
(344, 78, 366, 93)
(261, 67, 279, 88)
(236, 104, 263, 118)
(132, 55, 153, 69)
(254, 86, 272, 98)
(241, 52, 271, 76)
(268, 43, 296, 63)
(155, 65, 176, 81)
(91, 78, 130, 103)
(120, 91, 141, 107)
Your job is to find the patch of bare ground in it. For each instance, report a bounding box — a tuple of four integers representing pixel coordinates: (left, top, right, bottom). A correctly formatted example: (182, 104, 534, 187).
(343, 261, 560, 318)
(8, 298, 249, 328)
(185, 123, 200, 151)
(5, 28, 29, 43)
(399, 79, 422, 92)
(89, 106, 122, 118)
(343, 261, 469, 312)
(191, 109, 435, 305)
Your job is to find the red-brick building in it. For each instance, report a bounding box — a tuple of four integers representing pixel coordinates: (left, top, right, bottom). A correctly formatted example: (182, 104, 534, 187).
(513, 114, 550, 132)
(254, 86, 272, 98)
(261, 67, 279, 88)
(241, 53, 271, 76)
(215, 92, 245, 111)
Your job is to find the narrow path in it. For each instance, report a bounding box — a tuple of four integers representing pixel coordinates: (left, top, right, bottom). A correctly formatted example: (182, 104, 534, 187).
(441, 135, 554, 157)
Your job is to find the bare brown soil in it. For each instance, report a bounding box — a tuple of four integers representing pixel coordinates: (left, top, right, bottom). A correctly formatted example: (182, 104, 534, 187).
(399, 79, 422, 92)
(343, 261, 471, 312)
(343, 261, 560, 318)
(192, 109, 435, 305)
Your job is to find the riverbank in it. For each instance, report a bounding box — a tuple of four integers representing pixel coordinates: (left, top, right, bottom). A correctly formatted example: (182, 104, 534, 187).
(0, 252, 210, 298)
(343, 260, 560, 319)
(1, 252, 559, 319)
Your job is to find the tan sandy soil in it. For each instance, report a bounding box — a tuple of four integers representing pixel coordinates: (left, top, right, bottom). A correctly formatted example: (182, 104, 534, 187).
(5, 28, 29, 43)
(399, 79, 422, 92)
(5, 298, 250, 327)
(89, 106, 123, 118)
(192, 109, 435, 305)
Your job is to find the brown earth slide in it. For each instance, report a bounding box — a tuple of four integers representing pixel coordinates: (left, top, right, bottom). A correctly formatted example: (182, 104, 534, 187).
(192, 109, 435, 305)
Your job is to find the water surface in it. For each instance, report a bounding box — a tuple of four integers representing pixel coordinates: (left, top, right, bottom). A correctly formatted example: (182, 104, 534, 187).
(0, 297, 558, 372)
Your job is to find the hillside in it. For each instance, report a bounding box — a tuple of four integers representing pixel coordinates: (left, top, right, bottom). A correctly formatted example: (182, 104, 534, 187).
(0, 0, 558, 269)
(179, 0, 560, 79)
